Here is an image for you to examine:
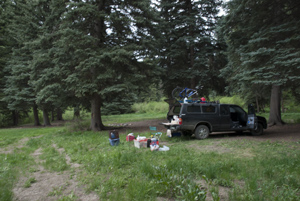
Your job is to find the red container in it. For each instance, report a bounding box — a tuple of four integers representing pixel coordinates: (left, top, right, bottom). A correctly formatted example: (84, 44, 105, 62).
(126, 135, 135, 141)
(150, 138, 159, 145)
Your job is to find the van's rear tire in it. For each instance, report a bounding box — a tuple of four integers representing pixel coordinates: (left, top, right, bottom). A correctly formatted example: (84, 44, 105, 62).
(195, 125, 210, 140)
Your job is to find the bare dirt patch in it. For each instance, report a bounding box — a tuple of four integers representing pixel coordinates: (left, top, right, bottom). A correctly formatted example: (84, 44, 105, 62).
(195, 179, 232, 201)
(117, 118, 167, 134)
(0, 137, 30, 155)
(13, 145, 98, 201)
(52, 144, 81, 168)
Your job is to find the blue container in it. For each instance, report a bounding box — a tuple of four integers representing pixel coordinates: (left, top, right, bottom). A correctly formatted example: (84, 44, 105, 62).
(172, 132, 181, 137)
(109, 138, 120, 146)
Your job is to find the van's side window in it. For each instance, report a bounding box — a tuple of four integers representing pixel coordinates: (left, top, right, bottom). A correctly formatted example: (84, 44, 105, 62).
(202, 105, 216, 113)
(187, 105, 201, 113)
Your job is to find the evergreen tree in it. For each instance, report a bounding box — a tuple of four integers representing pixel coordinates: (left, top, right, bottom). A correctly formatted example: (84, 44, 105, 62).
(54, 0, 159, 131)
(2, 0, 42, 126)
(158, 0, 222, 98)
(0, 0, 13, 127)
(4, 0, 71, 126)
(221, 0, 300, 125)
(28, 0, 69, 125)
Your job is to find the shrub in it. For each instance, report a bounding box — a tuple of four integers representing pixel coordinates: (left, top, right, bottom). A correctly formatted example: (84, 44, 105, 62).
(218, 96, 246, 106)
(65, 119, 91, 132)
(131, 101, 168, 114)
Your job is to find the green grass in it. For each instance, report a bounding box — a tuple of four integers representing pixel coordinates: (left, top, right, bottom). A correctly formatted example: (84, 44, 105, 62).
(281, 113, 300, 123)
(24, 177, 37, 188)
(63, 108, 167, 123)
(39, 146, 69, 172)
(131, 101, 169, 114)
(0, 127, 63, 148)
(103, 112, 166, 124)
(62, 101, 168, 123)
(256, 112, 300, 124)
(1, 114, 300, 200)
(65, 112, 167, 132)
(217, 95, 246, 106)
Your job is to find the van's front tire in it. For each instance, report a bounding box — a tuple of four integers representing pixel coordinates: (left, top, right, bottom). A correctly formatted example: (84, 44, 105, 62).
(195, 125, 210, 140)
(251, 123, 263, 136)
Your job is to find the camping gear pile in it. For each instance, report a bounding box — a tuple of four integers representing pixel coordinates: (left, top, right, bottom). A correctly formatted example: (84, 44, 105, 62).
(108, 127, 169, 151)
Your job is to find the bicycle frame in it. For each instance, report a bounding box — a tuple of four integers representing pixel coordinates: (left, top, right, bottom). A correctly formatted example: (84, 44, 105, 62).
(178, 87, 197, 98)
(172, 86, 199, 101)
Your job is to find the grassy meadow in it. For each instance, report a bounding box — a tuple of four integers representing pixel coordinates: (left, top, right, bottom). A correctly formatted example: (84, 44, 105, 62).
(1, 100, 300, 200)
(1, 113, 300, 200)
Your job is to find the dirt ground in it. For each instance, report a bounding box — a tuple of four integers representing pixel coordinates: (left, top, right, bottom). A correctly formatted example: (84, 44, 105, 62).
(118, 118, 300, 142)
(9, 119, 300, 201)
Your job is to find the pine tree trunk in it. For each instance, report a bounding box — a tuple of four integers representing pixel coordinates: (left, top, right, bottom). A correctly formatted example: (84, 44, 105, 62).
(268, 85, 284, 126)
(56, 108, 63, 121)
(43, 109, 51, 126)
(33, 104, 41, 126)
(90, 94, 105, 131)
(73, 106, 80, 119)
(51, 109, 55, 121)
(262, 104, 265, 112)
(256, 95, 260, 113)
(281, 95, 285, 113)
(12, 110, 19, 126)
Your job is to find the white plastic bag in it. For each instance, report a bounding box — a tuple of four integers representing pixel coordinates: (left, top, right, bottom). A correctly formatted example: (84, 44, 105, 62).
(166, 129, 172, 137)
(137, 135, 146, 141)
(159, 145, 170, 151)
(171, 115, 179, 124)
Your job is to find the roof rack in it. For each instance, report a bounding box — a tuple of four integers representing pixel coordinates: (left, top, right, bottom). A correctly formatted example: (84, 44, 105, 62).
(179, 99, 219, 104)
(179, 99, 205, 103)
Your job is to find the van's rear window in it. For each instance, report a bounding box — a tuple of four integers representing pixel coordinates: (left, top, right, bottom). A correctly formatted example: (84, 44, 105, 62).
(173, 106, 181, 114)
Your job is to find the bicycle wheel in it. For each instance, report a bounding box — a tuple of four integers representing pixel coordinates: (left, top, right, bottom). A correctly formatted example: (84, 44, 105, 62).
(186, 88, 197, 97)
(172, 87, 184, 100)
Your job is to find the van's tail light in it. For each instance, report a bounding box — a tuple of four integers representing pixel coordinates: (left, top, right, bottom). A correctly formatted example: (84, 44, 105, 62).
(179, 118, 182, 125)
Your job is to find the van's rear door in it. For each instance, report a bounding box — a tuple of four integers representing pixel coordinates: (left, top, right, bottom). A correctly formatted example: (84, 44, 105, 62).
(167, 104, 181, 122)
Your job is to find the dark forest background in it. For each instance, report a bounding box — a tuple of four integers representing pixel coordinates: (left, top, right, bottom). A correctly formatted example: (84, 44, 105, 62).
(0, 0, 299, 130)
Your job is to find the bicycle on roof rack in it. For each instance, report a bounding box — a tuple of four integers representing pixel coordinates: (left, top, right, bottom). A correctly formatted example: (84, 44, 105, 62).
(172, 86, 202, 102)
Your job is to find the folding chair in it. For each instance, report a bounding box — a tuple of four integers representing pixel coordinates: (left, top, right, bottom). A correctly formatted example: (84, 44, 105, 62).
(149, 126, 162, 140)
